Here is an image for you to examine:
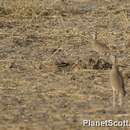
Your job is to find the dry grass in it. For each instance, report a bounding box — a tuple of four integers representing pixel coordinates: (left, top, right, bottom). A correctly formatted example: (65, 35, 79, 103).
(0, 0, 130, 130)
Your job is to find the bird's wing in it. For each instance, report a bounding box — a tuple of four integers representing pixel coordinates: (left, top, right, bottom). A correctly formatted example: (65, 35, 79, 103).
(117, 70, 126, 95)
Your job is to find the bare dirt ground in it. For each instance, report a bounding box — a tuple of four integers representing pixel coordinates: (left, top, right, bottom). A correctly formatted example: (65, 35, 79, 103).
(0, 0, 130, 130)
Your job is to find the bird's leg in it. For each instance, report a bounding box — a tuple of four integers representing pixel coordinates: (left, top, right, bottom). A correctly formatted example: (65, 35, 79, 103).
(119, 93, 123, 107)
(104, 52, 110, 61)
(113, 89, 116, 108)
(99, 54, 103, 61)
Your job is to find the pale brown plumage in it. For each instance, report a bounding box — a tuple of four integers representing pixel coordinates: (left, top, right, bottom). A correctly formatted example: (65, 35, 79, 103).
(110, 55, 126, 108)
(91, 32, 110, 56)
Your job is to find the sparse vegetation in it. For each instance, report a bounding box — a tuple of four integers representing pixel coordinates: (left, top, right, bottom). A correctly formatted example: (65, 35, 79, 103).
(0, 0, 130, 130)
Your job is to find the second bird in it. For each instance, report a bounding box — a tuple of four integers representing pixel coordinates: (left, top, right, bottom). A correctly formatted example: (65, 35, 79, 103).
(110, 55, 126, 108)
(91, 31, 110, 57)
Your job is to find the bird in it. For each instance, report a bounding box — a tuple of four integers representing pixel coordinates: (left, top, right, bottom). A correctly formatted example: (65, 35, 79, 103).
(91, 31, 110, 57)
(110, 55, 126, 108)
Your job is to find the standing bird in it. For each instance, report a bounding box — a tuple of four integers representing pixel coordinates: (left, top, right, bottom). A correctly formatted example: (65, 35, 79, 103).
(91, 32, 110, 57)
(110, 55, 126, 108)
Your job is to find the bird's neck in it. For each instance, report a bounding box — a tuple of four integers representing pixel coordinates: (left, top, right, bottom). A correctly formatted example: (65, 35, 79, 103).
(112, 64, 118, 71)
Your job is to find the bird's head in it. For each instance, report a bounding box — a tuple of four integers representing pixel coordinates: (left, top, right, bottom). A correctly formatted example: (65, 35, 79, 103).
(110, 55, 118, 65)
